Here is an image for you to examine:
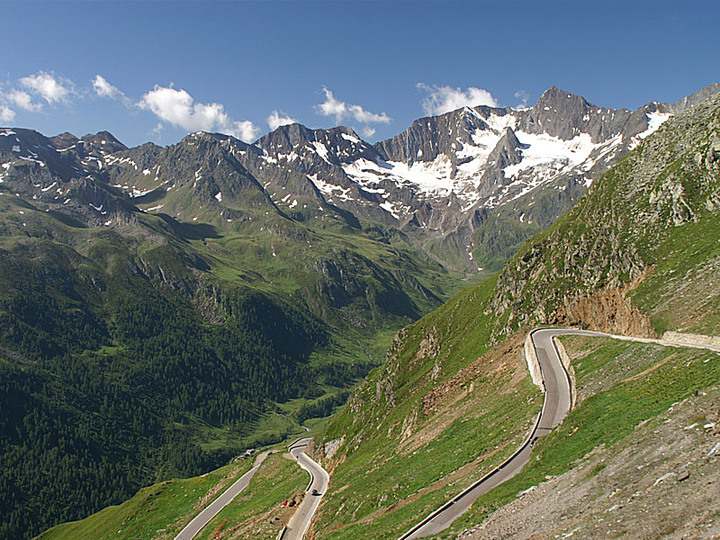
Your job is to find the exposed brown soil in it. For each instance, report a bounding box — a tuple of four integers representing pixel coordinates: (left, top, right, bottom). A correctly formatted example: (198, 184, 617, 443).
(421, 331, 527, 417)
(554, 280, 656, 338)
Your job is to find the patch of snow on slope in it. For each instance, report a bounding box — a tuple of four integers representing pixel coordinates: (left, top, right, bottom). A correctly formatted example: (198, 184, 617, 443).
(341, 158, 393, 187)
(379, 201, 400, 219)
(629, 111, 672, 149)
(311, 141, 332, 164)
(582, 134, 624, 171)
(483, 113, 517, 133)
(504, 132, 596, 180)
(643, 111, 671, 137)
(388, 154, 453, 195)
(276, 152, 298, 163)
(308, 174, 353, 201)
(341, 133, 360, 144)
(455, 129, 502, 177)
(129, 186, 154, 198)
(389, 155, 455, 194)
(19, 156, 45, 167)
(343, 156, 454, 195)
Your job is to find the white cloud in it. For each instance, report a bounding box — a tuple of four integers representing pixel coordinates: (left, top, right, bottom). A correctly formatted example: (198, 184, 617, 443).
(267, 110, 297, 131)
(348, 104, 390, 124)
(150, 122, 164, 139)
(138, 85, 259, 142)
(93, 75, 132, 107)
(417, 83, 498, 116)
(316, 88, 347, 123)
(360, 126, 376, 138)
(7, 90, 42, 112)
(231, 120, 261, 143)
(19, 71, 73, 104)
(316, 87, 391, 126)
(514, 90, 531, 108)
(0, 105, 15, 124)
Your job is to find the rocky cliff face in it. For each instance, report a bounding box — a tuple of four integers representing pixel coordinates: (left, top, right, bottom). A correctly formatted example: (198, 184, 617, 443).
(515, 85, 655, 143)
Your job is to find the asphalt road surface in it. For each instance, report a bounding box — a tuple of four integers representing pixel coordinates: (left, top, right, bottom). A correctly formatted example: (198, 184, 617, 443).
(284, 438, 330, 540)
(174, 450, 269, 540)
(399, 328, 590, 539)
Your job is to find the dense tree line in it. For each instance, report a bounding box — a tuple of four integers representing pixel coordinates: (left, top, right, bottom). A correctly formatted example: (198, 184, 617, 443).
(0, 261, 328, 539)
(294, 390, 351, 425)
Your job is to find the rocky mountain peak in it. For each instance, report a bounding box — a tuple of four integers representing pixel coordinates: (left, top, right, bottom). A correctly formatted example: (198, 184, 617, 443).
(81, 131, 127, 153)
(254, 122, 382, 182)
(535, 85, 590, 111)
(256, 122, 315, 149)
(374, 106, 495, 166)
(670, 82, 720, 112)
(487, 127, 523, 169)
(50, 131, 80, 148)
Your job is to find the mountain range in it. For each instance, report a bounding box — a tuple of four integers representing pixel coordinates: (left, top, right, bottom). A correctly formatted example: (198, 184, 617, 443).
(4, 84, 718, 274)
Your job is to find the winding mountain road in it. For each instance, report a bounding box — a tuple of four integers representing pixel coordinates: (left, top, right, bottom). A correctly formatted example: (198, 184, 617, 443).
(398, 327, 720, 539)
(284, 438, 330, 540)
(174, 451, 269, 540)
(176, 328, 720, 540)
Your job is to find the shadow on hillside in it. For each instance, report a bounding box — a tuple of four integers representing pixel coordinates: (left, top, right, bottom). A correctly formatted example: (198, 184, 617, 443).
(156, 214, 221, 241)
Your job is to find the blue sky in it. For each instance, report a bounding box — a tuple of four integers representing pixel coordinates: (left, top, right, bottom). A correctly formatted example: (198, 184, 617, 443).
(1, 0, 718, 148)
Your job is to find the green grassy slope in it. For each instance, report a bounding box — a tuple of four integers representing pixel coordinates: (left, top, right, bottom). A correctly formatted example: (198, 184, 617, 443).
(313, 278, 542, 539)
(36, 446, 310, 540)
(311, 95, 720, 537)
(35, 460, 255, 540)
(196, 451, 308, 539)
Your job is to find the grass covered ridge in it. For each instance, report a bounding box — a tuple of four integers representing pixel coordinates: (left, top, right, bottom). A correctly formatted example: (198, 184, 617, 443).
(197, 451, 308, 539)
